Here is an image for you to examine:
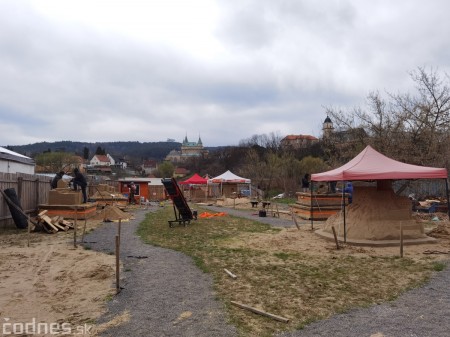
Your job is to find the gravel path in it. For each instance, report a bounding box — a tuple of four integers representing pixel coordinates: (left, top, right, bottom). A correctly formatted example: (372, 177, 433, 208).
(84, 206, 450, 337)
(276, 263, 450, 337)
(83, 207, 237, 337)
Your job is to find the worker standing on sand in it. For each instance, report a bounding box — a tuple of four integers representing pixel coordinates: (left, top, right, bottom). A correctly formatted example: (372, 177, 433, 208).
(72, 168, 88, 203)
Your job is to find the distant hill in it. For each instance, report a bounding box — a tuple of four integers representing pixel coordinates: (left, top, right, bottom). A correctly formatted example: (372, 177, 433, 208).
(8, 141, 182, 161)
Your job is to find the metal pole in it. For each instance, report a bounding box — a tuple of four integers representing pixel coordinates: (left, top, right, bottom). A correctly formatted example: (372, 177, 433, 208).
(446, 178, 450, 217)
(310, 181, 314, 230)
(343, 181, 346, 243)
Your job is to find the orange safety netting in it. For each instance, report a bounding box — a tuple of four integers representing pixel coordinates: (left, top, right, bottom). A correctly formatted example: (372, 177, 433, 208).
(199, 212, 227, 218)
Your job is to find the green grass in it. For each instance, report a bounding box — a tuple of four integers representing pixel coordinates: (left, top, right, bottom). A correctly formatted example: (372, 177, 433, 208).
(137, 206, 439, 337)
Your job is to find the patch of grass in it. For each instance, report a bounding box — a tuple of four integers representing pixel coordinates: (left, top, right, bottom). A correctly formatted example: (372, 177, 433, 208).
(273, 252, 290, 261)
(432, 261, 446, 272)
(105, 293, 114, 302)
(137, 207, 437, 337)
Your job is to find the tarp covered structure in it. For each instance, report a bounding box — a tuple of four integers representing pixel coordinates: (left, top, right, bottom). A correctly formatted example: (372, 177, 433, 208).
(312, 145, 448, 182)
(209, 170, 251, 184)
(179, 173, 208, 185)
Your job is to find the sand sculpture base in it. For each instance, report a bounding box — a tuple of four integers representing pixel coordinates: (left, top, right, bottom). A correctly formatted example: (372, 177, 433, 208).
(292, 192, 349, 220)
(315, 185, 437, 246)
(38, 203, 98, 220)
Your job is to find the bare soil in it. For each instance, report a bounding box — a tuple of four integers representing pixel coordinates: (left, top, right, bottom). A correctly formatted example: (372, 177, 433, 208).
(0, 199, 448, 336)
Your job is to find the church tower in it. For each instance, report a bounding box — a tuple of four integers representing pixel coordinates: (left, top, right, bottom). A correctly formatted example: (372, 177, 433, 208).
(322, 116, 334, 138)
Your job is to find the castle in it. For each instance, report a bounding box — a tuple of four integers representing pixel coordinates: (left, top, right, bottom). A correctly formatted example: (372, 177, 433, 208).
(165, 135, 209, 163)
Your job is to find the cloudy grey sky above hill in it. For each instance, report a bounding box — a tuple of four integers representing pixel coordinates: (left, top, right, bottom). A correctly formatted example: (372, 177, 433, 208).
(1, 0, 449, 147)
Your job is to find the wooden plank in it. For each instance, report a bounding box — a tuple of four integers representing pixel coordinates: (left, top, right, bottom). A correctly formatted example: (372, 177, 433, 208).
(230, 301, 289, 323)
(224, 268, 237, 279)
(40, 215, 59, 232)
(60, 219, 74, 228)
(38, 210, 48, 217)
(53, 222, 68, 231)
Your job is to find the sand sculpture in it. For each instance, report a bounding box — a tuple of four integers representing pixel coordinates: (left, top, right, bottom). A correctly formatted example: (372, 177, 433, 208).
(316, 184, 436, 245)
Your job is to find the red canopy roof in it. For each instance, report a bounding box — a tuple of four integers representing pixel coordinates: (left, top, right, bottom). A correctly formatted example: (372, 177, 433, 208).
(312, 145, 448, 182)
(179, 173, 208, 185)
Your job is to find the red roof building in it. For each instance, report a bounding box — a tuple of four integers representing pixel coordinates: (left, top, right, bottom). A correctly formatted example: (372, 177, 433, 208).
(281, 135, 319, 149)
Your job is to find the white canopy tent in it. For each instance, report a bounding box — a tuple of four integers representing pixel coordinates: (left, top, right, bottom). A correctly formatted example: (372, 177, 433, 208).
(208, 170, 251, 197)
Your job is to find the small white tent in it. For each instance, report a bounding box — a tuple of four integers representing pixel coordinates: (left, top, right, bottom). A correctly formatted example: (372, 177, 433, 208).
(208, 170, 251, 197)
(0, 147, 35, 174)
(209, 170, 251, 184)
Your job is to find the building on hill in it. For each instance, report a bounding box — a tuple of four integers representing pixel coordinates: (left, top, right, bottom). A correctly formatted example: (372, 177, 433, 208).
(321, 116, 367, 143)
(173, 167, 189, 178)
(281, 135, 319, 149)
(165, 135, 208, 163)
(90, 154, 112, 166)
(87, 154, 115, 175)
(141, 159, 158, 175)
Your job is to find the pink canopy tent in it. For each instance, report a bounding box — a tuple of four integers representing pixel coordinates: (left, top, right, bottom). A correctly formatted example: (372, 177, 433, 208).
(312, 145, 448, 182)
(310, 146, 449, 240)
(179, 173, 208, 185)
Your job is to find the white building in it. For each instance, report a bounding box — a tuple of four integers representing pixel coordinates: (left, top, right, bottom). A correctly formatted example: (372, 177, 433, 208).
(0, 147, 35, 174)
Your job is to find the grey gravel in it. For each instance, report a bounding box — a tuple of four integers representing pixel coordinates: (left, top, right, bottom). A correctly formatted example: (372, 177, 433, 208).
(276, 262, 450, 337)
(84, 205, 450, 337)
(83, 207, 237, 337)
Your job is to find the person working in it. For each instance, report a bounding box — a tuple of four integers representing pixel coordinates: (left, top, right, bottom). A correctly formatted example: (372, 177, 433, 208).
(72, 168, 88, 203)
(50, 171, 65, 189)
(344, 182, 353, 204)
(301, 174, 310, 192)
(129, 182, 136, 204)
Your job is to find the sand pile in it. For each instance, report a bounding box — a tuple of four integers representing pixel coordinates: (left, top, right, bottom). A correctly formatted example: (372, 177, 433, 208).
(428, 221, 450, 238)
(91, 205, 131, 221)
(322, 186, 427, 241)
(0, 232, 115, 330)
(216, 197, 253, 208)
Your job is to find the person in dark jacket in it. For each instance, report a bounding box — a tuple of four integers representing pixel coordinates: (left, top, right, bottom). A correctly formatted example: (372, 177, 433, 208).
(301, 173, 310, 192)
(50, 171, 65, 189)
(72, 168, 88, 203)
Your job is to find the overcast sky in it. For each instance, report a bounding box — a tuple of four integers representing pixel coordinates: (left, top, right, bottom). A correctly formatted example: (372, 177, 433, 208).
(1, 0, 450, 147)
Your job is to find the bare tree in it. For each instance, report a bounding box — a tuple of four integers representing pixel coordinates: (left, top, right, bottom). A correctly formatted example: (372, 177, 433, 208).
(324, 67, 450, 169)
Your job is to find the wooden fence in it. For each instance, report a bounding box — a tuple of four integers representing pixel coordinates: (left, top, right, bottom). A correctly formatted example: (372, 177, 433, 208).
(0, 172, 52, 229)
(0, 173, 121, 229)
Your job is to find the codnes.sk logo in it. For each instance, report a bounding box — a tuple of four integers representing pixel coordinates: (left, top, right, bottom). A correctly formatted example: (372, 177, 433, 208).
(2, 317, 93, 335)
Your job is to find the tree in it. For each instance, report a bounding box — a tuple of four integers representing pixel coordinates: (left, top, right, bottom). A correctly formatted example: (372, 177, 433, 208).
(155, 161, 175, 178)
(95, 146, 106, 155)
(34, 152, 79, 173)
(324, 67, 450, 169)
(83, 147, 90, 160)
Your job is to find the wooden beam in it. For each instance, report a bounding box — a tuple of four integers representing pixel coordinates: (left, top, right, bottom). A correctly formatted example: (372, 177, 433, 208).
(230, 301, 289, 323)
(224, 268, 237, 279)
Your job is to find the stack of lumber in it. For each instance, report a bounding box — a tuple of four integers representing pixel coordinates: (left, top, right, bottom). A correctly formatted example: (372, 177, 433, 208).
(36, 210, 74, 234)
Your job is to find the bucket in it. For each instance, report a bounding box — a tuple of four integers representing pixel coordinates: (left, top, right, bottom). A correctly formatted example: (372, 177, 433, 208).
(259, 210, 266, 217)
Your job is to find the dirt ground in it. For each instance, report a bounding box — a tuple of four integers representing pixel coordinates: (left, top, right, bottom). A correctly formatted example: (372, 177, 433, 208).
(0, 206, 135, 337)
(0, 200, 449, 336)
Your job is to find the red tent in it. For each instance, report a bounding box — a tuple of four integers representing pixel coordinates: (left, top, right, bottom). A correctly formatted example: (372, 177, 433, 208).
(179, 173, 208, 185)
(312, 145, 448, 182)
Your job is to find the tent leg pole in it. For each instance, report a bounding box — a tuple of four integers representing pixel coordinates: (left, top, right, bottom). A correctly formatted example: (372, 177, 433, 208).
(446, 178, 450, 218)
(310, 182, 314, 230)
(343, 182, 346, 243)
